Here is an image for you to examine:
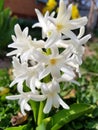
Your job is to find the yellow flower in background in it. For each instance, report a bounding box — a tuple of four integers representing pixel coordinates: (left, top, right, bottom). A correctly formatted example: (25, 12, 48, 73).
(43, 1, 80, 20)
(71, 4, 80, 19)
(42, 0, 57, 14)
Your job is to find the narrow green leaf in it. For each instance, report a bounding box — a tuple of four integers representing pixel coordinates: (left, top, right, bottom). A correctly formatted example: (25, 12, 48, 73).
(0, 13, 4, 28)
(0, 0, 4, 11)
(51, 103, 95, 130)
(5, 124, 31, 130)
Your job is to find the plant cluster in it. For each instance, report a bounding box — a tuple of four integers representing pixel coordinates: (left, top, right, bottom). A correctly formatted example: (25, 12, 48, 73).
(0, 0, 17, 57)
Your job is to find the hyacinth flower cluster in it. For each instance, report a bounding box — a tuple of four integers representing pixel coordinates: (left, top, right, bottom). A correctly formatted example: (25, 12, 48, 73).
(6, 0, 91, 115)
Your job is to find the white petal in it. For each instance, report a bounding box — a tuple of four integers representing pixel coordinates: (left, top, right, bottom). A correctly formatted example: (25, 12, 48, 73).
(51, 66, 61, 78)
(35, 9, 47, 30)
(33, 49, 47, 63)
(32, 23, 41, 28)
(20, 100, 27, 115)
(51, 46, 59, 56)
(30, 94, 46, 101)
(70, 80, 80, 86)
(41, 83, 49, 94)
(63, 30, 78, 43)
(17, 81, 24, 93)
(24, 102, 31, 111)
(12, 35, 16, 41)
(53, 94, 59, 108)
(23, 27, 29, 37)
(6, 95, 21, 100)
(43, 98, 52, 113)
(77, 26, 85, 39)
(14, 24, 22, 38)
(39, 67, 50, 80)
(52, 79, 60, 92)
(45, 33, 60, 48)
(10, 76, 25, 87)
(65, 4, 72, 21)
(80, 34, 91, 45)
(59, 73, 75, 82)
(9, 80, 18, 87)
(7, 50, 19, 56)
(69, 17, 88, 30)
(61, 66, 75, 77)
(57, 0, 66, 19)
(44, 11, 49, 17)
(12, 56, 20, 69)
(50, 11, 56, 17)
(58, 96, 70, 109)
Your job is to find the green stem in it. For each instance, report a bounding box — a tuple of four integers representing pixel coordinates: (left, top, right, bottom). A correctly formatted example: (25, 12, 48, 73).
(37, 48, 51, 126)
(37, 101, 46, 125)
(29, 100, 39, 123)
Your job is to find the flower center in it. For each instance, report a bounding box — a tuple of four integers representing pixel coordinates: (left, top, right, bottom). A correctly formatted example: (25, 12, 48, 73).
(47, 31, 52, 37)
(50, 58, 57, 65)
(56, 24, 63, 31)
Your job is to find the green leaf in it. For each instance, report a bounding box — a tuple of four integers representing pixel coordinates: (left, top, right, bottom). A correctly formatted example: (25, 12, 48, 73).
(36, 117, 51, 130)
(5, 125, 27, 130)
(51, 103, 95, 130)
(86, 120, 98, 129)
(36, 122, 46, 130)
(0, 0, 4, 11)
(5, 124, 32, 130)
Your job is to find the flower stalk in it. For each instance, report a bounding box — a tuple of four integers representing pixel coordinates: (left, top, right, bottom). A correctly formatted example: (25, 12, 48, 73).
(37, 101, 46, 125)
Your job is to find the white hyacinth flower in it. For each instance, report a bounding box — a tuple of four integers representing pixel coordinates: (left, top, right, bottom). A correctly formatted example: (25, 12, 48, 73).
(33, 0, 88, 48)
(10, 57, 42, 93)
(32, 10, 55, 39)
(7, 24, 45, 62)
(6, 0, 91, 116)
(32, 46, 75, 80)
(47, 0, 87, 41)
(6, 91, 45, 115)
(41, 79, 69, 113)
(57, 34, 91, 76)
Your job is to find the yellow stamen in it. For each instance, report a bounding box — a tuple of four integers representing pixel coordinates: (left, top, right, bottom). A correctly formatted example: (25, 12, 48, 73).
(50, 58, 57, 65)
(56, 24, 63, 31)
(47, 31, 52, 36)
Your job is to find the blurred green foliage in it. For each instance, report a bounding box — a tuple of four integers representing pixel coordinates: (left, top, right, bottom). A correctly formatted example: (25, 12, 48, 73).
(0, 0, 17, 57)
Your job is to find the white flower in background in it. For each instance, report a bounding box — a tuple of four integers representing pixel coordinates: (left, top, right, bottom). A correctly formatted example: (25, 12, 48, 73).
(6, 91, 46, 115)
(10, 57, 42, 93)
(7, 24, 45, 62)
(41, 79, 69, 113)
(33, 46, 75, 80)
